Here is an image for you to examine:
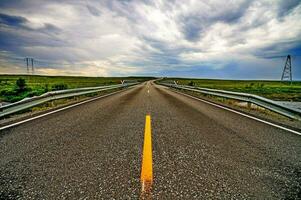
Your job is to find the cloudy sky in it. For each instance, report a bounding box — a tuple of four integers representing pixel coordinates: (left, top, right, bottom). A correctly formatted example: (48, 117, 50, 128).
(0, 0, 300, 79)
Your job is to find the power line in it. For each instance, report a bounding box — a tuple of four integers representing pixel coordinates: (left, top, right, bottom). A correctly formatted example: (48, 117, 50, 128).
(0, 54, 24, 62)
(0, 54, 84, 66)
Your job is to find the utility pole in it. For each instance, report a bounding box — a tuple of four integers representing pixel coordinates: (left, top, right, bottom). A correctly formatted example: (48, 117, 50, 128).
(31, 58, 34, 74)
(25, 57, 34, 74)
(281, 55, 292, 83)
(25, 58, 29, 74)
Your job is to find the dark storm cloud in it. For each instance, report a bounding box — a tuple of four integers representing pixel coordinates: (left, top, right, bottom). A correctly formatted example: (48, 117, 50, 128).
(277, 0, 301, 17)
(180, 16, 204, 42)
(180, 1, 252, 41)
(0, 12, 63, 62)
(86, 4, 102, 16)
(39, 23, 61, 33)
(0, 13, 28, 27)
(0, 29, 65, 48)
(0, 0, 69, 9)
(256, 40, 301, 59)
(101, 0, 141, 22)
(0, 0, 28, 9)
(0, 13, 61, 33)
(0, 12, 64, 59)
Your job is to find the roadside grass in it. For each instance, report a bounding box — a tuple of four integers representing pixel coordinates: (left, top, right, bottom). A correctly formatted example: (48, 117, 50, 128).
(0, 75, 152, 103)
(165, 78, 301, 101)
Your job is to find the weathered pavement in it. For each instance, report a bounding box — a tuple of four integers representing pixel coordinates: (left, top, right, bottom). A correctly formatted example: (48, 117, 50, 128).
(1, 82, 301, 199)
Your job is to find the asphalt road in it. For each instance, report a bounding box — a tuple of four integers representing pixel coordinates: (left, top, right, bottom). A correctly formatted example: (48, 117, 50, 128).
(0, 82, 301, 199)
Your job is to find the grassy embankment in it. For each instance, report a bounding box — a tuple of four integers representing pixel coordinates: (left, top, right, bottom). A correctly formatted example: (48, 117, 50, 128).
(165, 78, 301, 101)
(0, 75, 152, 103)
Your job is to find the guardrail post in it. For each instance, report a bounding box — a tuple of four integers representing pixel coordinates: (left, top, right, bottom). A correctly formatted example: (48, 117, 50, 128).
(51, 100, 54, 107)
(247, 102, 252, 109)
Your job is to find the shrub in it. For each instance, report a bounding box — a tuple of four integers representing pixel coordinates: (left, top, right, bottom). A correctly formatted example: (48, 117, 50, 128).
(0, 88, 16, 96)
(28, 90, 40, 97)
(188, 81, 195, 86)
(52, 83, 68, 91)
(44, 84, 49, 92)
(16, 78, 26, 92)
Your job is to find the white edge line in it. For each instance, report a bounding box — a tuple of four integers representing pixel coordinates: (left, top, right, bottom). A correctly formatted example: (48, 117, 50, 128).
(0, 87, 134, 131)
(168, 88, 301, 136)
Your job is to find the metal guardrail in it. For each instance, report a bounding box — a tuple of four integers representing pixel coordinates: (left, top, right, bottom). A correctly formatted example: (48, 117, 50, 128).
(0, 83, 138, 118)
(158, 82, 301, 120)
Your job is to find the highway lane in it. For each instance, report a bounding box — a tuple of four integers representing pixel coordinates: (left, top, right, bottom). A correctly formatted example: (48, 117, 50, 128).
(0, 82, 301, 199)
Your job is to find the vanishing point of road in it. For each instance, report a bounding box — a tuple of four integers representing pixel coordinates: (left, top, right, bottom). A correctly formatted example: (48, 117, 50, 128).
(0, 82, 300, 199)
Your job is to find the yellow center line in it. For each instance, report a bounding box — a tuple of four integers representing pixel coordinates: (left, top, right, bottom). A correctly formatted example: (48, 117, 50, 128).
(140, 115, 153, 196)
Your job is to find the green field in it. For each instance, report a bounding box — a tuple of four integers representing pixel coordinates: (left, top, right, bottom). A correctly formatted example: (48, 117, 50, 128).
(0, 75, 153, 103)
(164, 78, 301, 101)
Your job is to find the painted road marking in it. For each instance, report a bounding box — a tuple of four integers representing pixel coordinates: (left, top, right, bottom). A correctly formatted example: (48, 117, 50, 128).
(141, 115, 153, 195)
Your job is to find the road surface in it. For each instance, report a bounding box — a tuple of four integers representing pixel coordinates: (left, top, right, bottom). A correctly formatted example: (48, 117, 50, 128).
(1, 82, 301, 199)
